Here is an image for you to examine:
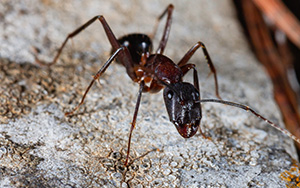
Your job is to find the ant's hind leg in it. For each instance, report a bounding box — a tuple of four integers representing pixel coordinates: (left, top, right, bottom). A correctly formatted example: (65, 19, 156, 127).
(35, 15, 135, 81)
(150, 4, 174, 54)
(178, 42, 221, 99)
(98, 16, 136, 80)
(35, 15, 103, 66)
(65, 47, 125, 116)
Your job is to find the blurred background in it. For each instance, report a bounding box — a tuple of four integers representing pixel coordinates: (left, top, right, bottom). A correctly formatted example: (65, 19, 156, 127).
(233, 0, 300, 151)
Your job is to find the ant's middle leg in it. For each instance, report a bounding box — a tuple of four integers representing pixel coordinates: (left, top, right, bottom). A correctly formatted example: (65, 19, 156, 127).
(65, 47, 125, 116)
(150, 4, 174, 54)
(178, 41, 221, 99)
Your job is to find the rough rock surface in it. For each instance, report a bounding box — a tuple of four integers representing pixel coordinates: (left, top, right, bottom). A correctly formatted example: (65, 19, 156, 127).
(0, 0, 298, 187)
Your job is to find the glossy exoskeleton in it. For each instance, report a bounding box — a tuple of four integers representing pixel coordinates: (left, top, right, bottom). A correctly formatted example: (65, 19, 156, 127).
(36, 4, 300, 166)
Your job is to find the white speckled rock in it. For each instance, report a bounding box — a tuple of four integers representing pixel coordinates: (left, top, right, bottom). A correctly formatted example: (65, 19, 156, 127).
(0, 0, 297, 187)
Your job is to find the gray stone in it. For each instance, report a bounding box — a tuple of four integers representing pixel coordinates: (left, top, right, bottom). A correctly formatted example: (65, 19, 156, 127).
(0, 0, 298, 187)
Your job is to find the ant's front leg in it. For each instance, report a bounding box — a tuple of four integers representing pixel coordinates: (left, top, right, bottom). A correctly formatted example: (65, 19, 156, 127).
(180, 63, 211, 139)
(178, 41, 221, 99)
(65, 47, 125, 116)
(125, 80, 145, 166)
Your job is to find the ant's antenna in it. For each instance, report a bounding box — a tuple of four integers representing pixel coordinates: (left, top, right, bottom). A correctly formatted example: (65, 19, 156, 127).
(200, 98, 300, 144)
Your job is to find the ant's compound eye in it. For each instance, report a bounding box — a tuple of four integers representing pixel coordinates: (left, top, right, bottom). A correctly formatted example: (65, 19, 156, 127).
(167, 90, 173, 100)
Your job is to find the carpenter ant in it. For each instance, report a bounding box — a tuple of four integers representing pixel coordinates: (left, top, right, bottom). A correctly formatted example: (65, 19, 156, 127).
(35, 4, 300, 166)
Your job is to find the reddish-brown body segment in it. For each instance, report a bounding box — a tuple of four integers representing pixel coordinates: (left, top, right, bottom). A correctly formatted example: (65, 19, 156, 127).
(134, 54, 183, 93)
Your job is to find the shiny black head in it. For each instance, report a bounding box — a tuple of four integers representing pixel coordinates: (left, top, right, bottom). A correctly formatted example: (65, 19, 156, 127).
(163, 82, 202, 138)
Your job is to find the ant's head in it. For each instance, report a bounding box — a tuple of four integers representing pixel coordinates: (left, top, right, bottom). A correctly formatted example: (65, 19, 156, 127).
(163, 82, 202, 138)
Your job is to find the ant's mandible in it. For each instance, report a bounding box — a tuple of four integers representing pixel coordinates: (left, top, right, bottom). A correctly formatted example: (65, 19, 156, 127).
(36, 4, 300, 166)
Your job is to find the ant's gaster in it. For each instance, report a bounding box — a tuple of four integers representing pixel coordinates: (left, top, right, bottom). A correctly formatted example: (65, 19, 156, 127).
(35, 4, 300, 166)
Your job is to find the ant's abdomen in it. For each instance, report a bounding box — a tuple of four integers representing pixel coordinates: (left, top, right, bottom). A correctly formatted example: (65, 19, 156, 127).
(117, 34, 153, 65)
